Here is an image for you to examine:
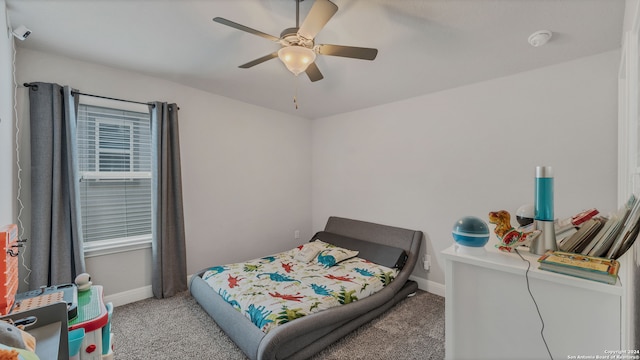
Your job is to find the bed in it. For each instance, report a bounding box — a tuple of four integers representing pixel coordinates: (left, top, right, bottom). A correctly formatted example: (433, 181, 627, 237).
(189, 216, 423, 360)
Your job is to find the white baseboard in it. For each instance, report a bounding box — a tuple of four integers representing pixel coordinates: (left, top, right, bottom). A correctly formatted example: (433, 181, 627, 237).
(409, 275, 445, 297)
(104, 285, 153, 307)
(106, 274, 194, 307)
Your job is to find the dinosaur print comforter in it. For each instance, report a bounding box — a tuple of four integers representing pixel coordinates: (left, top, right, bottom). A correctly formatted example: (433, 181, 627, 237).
(201, 243, 398, 334)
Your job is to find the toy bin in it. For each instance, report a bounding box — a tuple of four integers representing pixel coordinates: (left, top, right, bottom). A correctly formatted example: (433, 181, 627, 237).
(101, 302, 114, 359)
(69, 328, 85, 360)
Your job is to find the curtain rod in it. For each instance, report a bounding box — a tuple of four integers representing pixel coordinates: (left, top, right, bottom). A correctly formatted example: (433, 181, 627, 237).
(74, 91, 154, 107)
(23, 82, 157, 108)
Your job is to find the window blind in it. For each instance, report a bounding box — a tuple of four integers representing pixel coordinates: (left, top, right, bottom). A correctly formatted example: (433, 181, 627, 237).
(77, 104, 152, 242)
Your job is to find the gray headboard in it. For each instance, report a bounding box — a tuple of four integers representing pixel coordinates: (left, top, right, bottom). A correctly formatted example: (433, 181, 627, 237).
(323, 216, 423, 275)
(324, 216, 421, 251)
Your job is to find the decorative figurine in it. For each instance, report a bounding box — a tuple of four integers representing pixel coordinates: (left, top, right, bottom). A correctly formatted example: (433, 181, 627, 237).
(488, 210, 541, 253)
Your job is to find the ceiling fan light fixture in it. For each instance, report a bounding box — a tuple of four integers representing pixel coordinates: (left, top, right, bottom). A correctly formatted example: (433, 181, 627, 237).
(278, 46, 316, 76)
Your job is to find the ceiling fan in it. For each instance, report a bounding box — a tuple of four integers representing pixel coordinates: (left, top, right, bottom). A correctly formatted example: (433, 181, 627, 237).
(213, 0, 378, 82)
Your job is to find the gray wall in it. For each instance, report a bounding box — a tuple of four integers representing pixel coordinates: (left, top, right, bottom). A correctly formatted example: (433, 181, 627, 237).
(312, 50, 619, 291)
(8, 41, 620, 298)
(14, 47, 313, 296)
(0, 0, 16, 227)
(623, 0, 640, 349)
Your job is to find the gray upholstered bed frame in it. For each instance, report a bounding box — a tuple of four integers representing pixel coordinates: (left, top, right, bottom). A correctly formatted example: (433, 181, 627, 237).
(189, 216, 423, 360)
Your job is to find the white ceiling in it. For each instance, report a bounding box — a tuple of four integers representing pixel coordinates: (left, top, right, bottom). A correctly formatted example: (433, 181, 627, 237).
(6, 0, 625, 119)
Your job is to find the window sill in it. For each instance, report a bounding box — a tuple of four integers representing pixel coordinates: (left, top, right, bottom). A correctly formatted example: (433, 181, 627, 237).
(84, 235, 152, 258)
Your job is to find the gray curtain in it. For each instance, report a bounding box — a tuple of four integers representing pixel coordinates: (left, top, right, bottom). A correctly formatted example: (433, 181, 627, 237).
(150, 102, 187, 298)
(29, 82, 85, 289)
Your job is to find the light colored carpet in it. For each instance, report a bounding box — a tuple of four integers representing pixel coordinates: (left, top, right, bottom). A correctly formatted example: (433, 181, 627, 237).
(111, 289, 444, 359)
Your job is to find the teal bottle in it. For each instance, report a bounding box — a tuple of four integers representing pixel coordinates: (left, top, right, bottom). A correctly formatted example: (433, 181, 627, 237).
(535, 166, 554, 222)
(532, 166, 557, 255)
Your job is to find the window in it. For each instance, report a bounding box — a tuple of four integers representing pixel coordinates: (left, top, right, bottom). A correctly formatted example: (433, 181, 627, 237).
(76, 100, 152, 256)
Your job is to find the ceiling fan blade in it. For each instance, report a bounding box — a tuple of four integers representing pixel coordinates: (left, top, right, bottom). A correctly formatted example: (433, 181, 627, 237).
(305, 62, 324, 82)
(213, 17, 280, 42)
(317, 44, 378, 60)
(298, 0, 338, 40)
(239, 52, 279, 69)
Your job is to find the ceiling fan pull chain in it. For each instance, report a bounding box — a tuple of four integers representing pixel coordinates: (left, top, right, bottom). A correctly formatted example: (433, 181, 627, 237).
(293, 75, 299, 110)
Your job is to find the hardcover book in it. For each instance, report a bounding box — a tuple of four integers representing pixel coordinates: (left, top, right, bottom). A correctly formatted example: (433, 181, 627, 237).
(607, 194, 640, 259)
(558, 218, 604, 253)
(571, 208, 599, 226)
(537, 250, 620, 285)
(589, 194, 635, 258)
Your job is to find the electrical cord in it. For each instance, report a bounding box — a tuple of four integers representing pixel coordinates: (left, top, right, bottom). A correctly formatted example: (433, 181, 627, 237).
(514, 248, 553, 360)
(11, 33, 32, 286)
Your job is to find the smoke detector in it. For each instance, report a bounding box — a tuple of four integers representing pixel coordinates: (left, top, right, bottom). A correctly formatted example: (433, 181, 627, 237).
(528, 30, 552, 47)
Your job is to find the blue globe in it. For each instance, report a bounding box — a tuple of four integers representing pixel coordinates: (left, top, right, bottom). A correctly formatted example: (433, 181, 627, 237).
(452, 216, 490, 248)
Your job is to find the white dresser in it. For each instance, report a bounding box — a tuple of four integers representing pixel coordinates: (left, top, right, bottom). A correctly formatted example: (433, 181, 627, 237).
(442, 241, 625, 360)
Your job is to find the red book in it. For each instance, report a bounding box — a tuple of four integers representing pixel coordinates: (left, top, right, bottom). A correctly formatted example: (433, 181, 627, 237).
(572, 208, 599, 226)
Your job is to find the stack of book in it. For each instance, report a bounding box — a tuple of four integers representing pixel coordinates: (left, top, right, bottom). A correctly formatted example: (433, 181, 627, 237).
(554, 208, 599, 246)
(556, 194, 639, 259)
(537, 250, 620, 285)
(558, 217, 605, 253)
